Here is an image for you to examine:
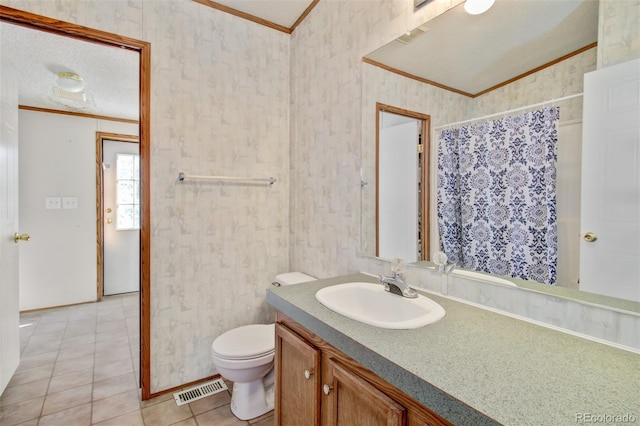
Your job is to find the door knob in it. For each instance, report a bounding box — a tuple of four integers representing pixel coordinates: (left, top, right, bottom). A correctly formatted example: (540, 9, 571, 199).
(583, 232, 597, 243)
(14, 233, 30, 243)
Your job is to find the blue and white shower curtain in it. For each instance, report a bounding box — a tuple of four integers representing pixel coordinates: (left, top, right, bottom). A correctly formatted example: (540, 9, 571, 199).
(437, 107, 559, 284)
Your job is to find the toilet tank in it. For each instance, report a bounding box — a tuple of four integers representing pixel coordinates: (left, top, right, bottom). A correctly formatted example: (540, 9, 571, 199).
(272, 272, 315, 287)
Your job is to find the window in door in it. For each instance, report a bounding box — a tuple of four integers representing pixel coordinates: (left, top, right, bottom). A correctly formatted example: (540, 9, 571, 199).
(116, 153, 140, 230)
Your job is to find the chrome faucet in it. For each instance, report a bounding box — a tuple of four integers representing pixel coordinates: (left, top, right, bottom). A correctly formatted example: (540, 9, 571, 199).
(380, 272, 418, 299)
(439, 261, 457, 275)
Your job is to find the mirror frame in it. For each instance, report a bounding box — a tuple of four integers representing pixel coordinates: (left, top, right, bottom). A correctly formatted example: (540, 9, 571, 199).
(360, 2, 640, 314)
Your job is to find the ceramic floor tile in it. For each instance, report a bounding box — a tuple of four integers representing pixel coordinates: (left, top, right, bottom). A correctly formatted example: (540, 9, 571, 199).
(38, 402, 92, 426)
(47, 368, 94, 394)
(92, 373, 137, 401)
(13, 419, 38, 426)
(94, 337, 129, 354)
(139, 391, 172, 408)
(93, 358, 134, 382)
(17, 351, 59, 371)
(21, 338, 61, 357)
(57, 342, 95, 362)
(141, 399, 192, 426)
(97, 319, 127, 332)
(92, 409, 144, 425)
(195, 404, 247, 426)
(170, 418, 198, 426)
(97, 311, 125, 322)
(94, 346, 132, 365)
(250, 415, 274, 426)
(32, 321, 67, 335)
(188, 391, 231, 415)
(8, 363, 54, 387)
(0, 397, 45, 425)
(41, 383, 93, 416)
(95, 328, 129, 343)
(60, 334, 96, 349)
(5, 293, 153, 425)
(91, 389, 140, 424)
(53, 353, 94, 376)
(64, 323, 97, 338)
(0, 379, 49, 407)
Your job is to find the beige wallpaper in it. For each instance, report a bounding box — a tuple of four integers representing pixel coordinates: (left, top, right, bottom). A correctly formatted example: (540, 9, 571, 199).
(3, 0, 290, 393)
(598, 0, 640, 69)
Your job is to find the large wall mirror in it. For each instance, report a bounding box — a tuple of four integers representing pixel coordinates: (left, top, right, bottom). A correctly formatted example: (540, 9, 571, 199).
(360, 0, 640, 309)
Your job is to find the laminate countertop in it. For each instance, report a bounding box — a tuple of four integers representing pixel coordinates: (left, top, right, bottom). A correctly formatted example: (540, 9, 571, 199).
(266, 273, 639, 425)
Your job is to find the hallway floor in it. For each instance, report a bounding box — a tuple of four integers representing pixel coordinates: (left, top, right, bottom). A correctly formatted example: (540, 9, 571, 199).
(0, 293, 274, 425)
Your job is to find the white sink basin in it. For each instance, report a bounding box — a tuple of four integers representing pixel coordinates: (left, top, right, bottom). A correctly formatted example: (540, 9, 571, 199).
(315, 282, 445, 329)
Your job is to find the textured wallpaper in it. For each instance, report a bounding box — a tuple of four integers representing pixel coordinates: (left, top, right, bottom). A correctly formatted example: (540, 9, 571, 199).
(3, 0, 290, 393)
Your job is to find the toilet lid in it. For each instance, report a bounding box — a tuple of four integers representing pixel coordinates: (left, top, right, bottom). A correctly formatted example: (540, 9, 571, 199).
(212, 323, 275, 360)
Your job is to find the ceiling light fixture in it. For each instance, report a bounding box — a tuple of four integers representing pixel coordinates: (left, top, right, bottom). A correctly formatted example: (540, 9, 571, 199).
(464, 0, 495, 15)
(56, 72, 84, 93)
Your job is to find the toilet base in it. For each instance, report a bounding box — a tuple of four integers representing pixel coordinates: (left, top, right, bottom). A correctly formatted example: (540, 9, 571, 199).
(230, 370, 275, 421)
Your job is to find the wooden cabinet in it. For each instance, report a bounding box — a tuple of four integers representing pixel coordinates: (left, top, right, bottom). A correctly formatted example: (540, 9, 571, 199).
(274, 313, 451, 426)
(326, 358, 405, 425)
(275, 321, 321, 425)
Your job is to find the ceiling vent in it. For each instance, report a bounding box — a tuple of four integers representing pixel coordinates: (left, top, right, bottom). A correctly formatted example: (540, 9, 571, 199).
(395, 24, 429, 45)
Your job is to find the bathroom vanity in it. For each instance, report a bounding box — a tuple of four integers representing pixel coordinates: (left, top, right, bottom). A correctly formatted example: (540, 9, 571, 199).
(266, 273, 640, 425)
(275, 314, 449, 425)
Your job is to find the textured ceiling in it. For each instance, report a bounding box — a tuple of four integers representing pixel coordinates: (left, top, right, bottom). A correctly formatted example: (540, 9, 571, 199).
(365, 0, 599, 96)
(213, 0, 314, 28)
(1, 22, 139, 121)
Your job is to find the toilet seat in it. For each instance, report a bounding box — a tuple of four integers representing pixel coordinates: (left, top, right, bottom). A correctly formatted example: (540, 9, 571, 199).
(212, 323, 275, 360)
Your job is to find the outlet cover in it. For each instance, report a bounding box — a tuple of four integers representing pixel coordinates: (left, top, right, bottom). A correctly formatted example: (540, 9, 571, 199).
(45, 197, 61, 210)
(62, 197, 78, 209)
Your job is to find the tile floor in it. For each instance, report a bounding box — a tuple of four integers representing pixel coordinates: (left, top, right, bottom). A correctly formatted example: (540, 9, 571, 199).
(0, 293, 274, 426)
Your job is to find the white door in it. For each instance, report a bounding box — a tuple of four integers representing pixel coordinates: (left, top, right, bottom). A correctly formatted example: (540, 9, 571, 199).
(379, 115, 419, 262)
(556, 121, 582, 290)
(0, 52, 21, 394)
(580, 58, 640, 302)
(103, 140, 140, 296)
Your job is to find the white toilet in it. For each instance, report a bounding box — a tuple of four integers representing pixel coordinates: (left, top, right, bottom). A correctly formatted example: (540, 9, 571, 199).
(211, 272, 315, 420)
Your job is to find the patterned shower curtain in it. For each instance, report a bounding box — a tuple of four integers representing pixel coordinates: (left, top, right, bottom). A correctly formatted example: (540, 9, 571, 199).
(437, 107, 559, 284)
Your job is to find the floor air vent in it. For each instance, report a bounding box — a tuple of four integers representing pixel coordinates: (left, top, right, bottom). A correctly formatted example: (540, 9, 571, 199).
(173, 378, 228, 406)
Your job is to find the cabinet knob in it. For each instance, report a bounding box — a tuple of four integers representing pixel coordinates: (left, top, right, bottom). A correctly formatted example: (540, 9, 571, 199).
(304, 369, 313, 380)
(583, 232, 597, 243)
(323, 384, 333, 395)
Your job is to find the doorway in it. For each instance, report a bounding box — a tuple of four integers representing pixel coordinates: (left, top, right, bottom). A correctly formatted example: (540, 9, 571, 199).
(97, 133, 140, 298)
(375, 103, 431, 262)
(0, 6, 152, 400)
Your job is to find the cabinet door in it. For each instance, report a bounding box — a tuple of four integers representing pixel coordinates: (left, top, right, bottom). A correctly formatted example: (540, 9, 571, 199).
(275, 323, 321, 426)
(408, 409, 452, 426)
(325, 358, 406, 426)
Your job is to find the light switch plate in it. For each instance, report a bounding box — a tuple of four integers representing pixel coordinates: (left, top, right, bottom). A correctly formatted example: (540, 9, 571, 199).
(45, 197, 61, 210)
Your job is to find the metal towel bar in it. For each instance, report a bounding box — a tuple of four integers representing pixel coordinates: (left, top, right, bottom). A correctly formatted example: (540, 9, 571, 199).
(178, 172, 276, 184)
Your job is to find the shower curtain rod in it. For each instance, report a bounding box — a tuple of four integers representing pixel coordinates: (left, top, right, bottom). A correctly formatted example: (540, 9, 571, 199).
(433, 93, 583, 131)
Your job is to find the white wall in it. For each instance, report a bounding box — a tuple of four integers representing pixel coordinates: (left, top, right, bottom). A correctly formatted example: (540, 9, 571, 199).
(18, 109, 138, 311)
